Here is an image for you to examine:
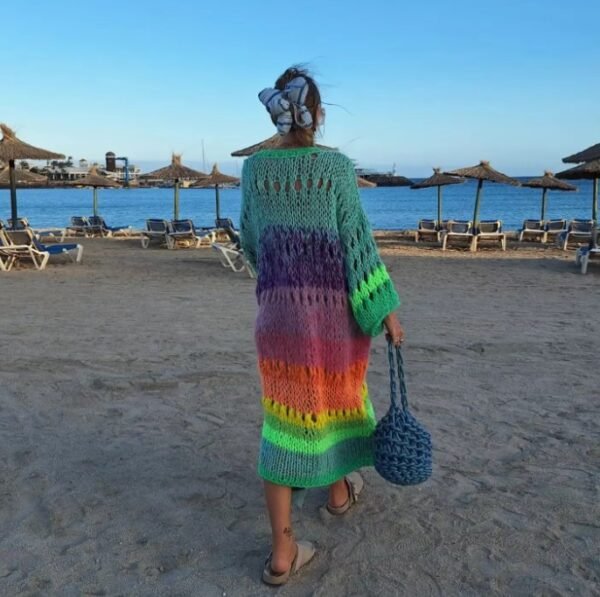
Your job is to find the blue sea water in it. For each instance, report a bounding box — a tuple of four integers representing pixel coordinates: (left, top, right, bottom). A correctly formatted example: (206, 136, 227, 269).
(1, 179, 595, 231)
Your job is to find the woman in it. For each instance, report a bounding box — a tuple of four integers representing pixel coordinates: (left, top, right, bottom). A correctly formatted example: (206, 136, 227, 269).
(239, 66, 404, 586)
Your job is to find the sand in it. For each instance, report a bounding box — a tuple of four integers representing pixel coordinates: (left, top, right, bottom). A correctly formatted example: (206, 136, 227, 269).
(1, 238, 599, 596)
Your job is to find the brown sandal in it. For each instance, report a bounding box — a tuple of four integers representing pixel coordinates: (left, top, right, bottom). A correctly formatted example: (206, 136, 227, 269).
(326, 472, 364, 515)
(262, 541, 316, 586)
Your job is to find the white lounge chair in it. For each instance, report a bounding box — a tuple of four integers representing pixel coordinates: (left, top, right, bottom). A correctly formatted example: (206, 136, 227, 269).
(518, 219, 545, 243)
(441, 220, 474, 251)
(166, 219, 214, 249)
(141, 219, 169, 248)
(557, 220, 594, 250)
(575, 227, 600, 274)
(5, 228, 83, 266)
(415, 219, 440, 243)
(544, 219, 567, 244)
(212, 226, 255, 277)
(472, 220, 506, 251)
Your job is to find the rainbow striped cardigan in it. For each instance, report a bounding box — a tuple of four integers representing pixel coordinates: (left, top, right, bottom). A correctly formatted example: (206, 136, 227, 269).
(240, 147, 400, 487)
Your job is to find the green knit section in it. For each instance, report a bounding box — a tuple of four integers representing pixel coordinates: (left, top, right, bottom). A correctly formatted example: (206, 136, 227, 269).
(240, 149, 400, 335)
(350, 264, 391, 309)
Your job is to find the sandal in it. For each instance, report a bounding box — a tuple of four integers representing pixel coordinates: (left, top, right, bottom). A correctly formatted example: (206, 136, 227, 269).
(326, 472, 364, 515)
(262, 541, 316, 586)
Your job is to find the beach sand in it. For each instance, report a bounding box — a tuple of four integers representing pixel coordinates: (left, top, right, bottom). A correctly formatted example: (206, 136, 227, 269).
(1, 239, 598, 596)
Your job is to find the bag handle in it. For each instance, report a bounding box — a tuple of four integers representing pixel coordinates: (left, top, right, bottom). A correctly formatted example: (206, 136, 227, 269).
(387, 340, 409, 411)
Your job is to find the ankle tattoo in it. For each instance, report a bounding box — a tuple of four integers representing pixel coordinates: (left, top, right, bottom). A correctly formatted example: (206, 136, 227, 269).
(283, 526, 294, 540)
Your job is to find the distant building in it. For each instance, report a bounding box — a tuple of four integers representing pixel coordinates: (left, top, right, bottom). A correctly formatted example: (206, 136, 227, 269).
(105, 151, 140, 183)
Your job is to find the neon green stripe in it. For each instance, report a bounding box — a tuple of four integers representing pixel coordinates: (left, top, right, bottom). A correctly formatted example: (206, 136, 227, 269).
(350, 264, 391, 310)
(262, 418, 375, 455)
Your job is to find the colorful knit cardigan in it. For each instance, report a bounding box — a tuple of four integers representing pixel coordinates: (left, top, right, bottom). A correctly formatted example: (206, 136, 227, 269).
(240, 146, 400, 487)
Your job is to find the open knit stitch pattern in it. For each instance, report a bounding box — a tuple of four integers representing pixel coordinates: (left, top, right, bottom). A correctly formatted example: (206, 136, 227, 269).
(240, 147, 400, 487)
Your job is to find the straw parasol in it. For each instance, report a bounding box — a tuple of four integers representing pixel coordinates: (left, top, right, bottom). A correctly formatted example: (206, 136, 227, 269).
(0, 166, 48, 186)
(521, 171, 576, 221)
(411, 167, 464, 225)
(231, 134, 334, 157)
(562, 143, 600, 164)
(444, 160, 520, 228)
(193, 164, 239, 220)
(556, 159, 600, 223)
(142, 154, 207, 220)
(0, 123, 64, 228)
(71, 165, 121, 217)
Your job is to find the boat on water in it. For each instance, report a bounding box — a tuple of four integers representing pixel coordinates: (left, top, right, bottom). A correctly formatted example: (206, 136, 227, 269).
(355, 164, 413, 187)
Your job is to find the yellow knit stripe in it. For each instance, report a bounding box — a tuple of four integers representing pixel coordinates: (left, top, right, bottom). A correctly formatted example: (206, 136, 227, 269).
(261, 385, 369, 430)
(350, 264, 391, 310)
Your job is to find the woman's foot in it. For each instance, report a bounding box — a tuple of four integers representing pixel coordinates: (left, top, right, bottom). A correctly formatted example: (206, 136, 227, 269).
(326, 472, 364, 515)
(262, 541, 316, 586)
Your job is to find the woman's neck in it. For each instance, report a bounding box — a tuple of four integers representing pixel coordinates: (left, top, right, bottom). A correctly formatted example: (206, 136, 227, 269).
(278, 131, 315, 149)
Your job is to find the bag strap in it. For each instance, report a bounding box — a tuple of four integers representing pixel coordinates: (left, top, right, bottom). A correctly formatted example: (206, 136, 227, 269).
(387, 341, 409, 411)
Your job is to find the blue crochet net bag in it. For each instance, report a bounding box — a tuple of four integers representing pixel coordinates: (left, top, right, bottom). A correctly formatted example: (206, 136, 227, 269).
(374, 342, 432, 485)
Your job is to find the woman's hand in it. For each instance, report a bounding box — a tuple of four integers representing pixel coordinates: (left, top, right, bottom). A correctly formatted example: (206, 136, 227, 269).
(384, 313, 405, 346)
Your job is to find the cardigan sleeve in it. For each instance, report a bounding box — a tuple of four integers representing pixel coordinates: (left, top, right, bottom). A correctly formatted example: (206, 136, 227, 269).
(239, 160, 258, 272)
(336, 155, 400, 336)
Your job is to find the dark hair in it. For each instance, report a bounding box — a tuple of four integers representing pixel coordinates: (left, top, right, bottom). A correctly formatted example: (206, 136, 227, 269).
(274, 66, 323, 147)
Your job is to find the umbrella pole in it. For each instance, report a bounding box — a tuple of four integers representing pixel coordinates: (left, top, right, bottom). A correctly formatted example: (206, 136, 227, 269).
(174, 180, 180, 220)
(541, 188, 547, 222)
(437, 185, 442, 228)
(593, 177, 598, 224)
(215, 184, 221, 221)
(93, 187, 98, 217)
(472, 179, 483, 229)
(9, 159, 18, 229)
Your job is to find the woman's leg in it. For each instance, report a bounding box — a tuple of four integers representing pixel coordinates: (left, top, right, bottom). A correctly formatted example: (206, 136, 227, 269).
(328, 478, 350, 508)
(264, 481, 296, 573)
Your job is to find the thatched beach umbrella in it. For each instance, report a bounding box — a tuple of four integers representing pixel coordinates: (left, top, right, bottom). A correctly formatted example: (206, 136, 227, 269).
(445, 161, 520, 228)
(142, 154, 207, 220)
(193, 164, 239, 220)
(71, 166, 120, 217)
(411, 168, 464, 225)
(0, 124, 64, 228)
(0, 166, 48, 186)
(556, 159, 600, 223)
(231, 134, 334, 157)
(521, 171, 576, 221)
(563, 143, 600, 164)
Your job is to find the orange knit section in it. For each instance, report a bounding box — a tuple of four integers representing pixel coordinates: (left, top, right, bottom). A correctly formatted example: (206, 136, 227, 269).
(258, 358, 369, 413)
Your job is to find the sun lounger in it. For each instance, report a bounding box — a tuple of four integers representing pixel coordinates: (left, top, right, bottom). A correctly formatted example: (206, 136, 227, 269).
(441, 220, 474, 251)
(0, 226, 21, 271)
(166, 219, 212, 249)
(5, 228, 83, 266)
(518, 219, 545, 243)
(212, 226, 255, 277)
(544, 219, 567, 244)
(415, 219, 440, 243)
(8, 217, 67, 242)
(576, 227, 600, 274)
(557, 219, 594, 250)
(472, 220, 506, 251)
(67, 216, 93, 237)
(141, 219, 170, 248)
(0, 228, 50, 270)
(88, 216, 132, 238)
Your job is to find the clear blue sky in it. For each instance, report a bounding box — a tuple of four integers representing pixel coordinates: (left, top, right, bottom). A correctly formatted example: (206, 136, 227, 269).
(1, 0, 599, 176)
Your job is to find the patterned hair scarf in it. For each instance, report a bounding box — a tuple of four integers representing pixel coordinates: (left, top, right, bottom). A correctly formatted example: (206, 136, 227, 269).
(258, 77, 314, 136)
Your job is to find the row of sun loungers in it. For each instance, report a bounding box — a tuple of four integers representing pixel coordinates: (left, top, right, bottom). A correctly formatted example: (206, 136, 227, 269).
(68, 216, 132, 238)
(141, 217, 254, 277)
(0, 220, 83, 272)
(416, 219, 506, 251)
(518, 218, 595, 249)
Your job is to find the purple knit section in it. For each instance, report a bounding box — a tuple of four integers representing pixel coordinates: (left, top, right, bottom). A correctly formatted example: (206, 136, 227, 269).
(257, 226, 347, 294)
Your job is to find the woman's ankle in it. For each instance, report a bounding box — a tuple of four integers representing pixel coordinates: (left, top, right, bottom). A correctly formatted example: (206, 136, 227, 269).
(270, 538, 296, 573)
(328, 478, 349, 508)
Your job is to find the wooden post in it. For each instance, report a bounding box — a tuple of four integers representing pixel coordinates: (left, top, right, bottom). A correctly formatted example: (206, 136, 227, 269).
(541, 188, 548, 222)
(437, 185, 442, 228)
(93, 187, 98, 217)
(472, 179, 484, 230)
(215, 184, 221, 221)
(593, 177, 598, 224)
(9, 159, 18, 229)
(174, 180, 180, 220)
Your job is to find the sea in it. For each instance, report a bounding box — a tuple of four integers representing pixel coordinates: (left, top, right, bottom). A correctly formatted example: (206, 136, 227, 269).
(1, 179, 595, 232)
